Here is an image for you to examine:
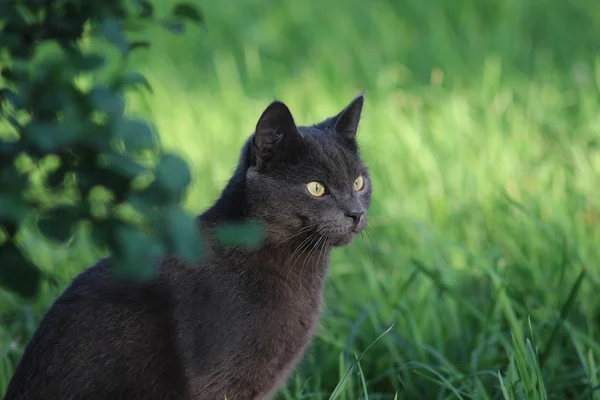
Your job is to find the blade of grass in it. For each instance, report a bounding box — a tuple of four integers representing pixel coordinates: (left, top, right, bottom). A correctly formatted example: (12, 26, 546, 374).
(329, 325, 393, 400)
(540, 266, 587, 367)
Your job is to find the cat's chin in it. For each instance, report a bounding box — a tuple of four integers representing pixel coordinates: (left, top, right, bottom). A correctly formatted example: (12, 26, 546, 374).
(328, 233, 358, 247)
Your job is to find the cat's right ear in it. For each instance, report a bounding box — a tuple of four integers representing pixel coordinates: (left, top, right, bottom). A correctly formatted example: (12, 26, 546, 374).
(253, 100, 301, 169)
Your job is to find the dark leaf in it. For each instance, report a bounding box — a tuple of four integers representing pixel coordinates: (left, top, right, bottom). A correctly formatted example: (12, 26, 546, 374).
(70, 52, 105, 71)
(101, 152, 146, 178)
(77, 162, 131, 200)
(0, 89, 21, 109)
(128, 181, 165, 212)
(90, 217, 121, 249)
(133, 0, 154, 18)
(90, 86, 125, 117)
(214, 220, 265, 250)
(47, 162, 71, 188)
(118, 71, 152, 92)
(1, 68, 17, 82)
(114, 118, 155, 150)
(0, 164, 28, 192)
(121, 21, 146, 32)
(0, 243, 41, 299)
(129, 41, 151, 53)
(172, 3, 204, 24)
(162, 206, 203, 263)
(6, 117, 23, 132)
(0, 194, 30, 222)
(159, 21, 185, 35)
(37, 206, 79, 244)
(0, 140, 23, 160)
(0, 3, 17, 20)
(154, 153, 192, 200)
(111, 225, 164, 281)
(0, 33, 22, 52)
(23, 121, 76, 152)
(99, 18, 129, 55)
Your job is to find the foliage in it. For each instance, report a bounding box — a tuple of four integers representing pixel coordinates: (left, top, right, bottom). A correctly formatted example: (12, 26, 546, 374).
(0, 0, 206, 298)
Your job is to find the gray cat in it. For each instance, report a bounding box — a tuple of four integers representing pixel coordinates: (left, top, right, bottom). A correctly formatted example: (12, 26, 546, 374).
(3, 93, 372, 400)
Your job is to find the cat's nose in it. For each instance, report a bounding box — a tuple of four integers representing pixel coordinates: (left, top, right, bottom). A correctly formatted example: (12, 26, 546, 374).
(344, 210, 364, 227)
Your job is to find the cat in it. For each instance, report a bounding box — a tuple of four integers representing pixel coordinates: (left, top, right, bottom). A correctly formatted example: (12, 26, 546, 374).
(3, 93, 372, 400)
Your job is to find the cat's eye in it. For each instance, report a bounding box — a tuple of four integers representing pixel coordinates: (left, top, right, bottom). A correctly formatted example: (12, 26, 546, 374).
(353, 175, 365, 191)
(306, 181, 326, 197)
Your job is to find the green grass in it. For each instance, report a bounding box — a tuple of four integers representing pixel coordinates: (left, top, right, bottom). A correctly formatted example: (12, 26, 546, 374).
(3, 0, 600, 398)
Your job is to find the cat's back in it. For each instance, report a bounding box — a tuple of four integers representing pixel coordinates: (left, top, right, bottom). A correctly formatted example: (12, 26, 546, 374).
(3, 258, 189, 400)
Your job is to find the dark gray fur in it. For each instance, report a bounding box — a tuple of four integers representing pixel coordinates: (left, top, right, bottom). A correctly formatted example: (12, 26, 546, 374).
(3, 94, 372, 400)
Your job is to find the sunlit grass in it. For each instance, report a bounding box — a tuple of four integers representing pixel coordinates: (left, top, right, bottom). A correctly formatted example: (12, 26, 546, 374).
(2, 0, 600, 398)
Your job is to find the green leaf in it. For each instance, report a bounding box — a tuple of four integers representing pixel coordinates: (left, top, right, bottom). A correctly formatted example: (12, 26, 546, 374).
(162, 206, 203, 263)
(172, 3, 204, 24)
(99, 18, 129, 55)
(111, 225, 164, 282)
(214, 220, 265, 250)
(0, 243, 41, 299)
(37, 206, 79, 244)
(154, 153, 192, 200)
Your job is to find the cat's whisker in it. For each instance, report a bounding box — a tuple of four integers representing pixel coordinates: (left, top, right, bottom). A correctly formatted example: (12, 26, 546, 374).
(361, 227, 373, 245)
(287, 230, 320, 268)
(285, 228, 323, 283)
(299, 234, 326, 285)
(314, 233, 330, 278)
(361, 228, 375, 272)
(276, 223, 321, 246)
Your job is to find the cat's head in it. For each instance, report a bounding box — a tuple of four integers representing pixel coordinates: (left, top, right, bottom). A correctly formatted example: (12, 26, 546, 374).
(245, 93, 371, 248)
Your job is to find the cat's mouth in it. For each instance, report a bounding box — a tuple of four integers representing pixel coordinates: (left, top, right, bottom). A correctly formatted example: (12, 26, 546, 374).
(324, 226, 364, 247)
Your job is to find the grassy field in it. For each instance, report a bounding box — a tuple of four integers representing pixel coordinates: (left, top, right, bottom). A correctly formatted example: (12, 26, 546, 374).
(3, 0, 600, 398)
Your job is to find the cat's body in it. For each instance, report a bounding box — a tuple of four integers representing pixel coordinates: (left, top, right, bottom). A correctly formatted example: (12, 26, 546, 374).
(4, 94, 371, 400)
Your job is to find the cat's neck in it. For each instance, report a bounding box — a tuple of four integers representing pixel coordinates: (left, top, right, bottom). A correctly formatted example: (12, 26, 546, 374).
(203, 234, 331, 290)
(201, 137, 253, 223)
(258, 238, 331, 282)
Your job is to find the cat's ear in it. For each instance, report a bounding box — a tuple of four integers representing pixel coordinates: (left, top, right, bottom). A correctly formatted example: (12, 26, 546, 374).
(333, 92, 365, 140)
(253, 100, 301, 169)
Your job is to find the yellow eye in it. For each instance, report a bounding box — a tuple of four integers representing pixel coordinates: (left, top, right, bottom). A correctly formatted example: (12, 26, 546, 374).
(306, 181, 326, 197)
(353, 175, 364, 191)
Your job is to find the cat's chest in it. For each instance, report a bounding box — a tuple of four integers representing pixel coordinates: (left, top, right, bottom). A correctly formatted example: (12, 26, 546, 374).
(237, 285, 323, 398)
(183, 275, 325, 399)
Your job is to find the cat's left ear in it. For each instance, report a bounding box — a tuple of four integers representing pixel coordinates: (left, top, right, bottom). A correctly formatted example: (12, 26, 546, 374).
(333, 92, 365, 140)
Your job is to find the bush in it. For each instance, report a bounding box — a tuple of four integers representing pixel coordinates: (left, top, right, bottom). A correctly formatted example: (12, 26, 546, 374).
(0, 0, 207, 299)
